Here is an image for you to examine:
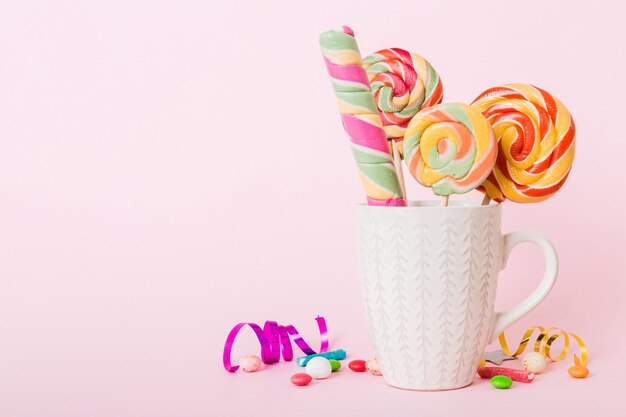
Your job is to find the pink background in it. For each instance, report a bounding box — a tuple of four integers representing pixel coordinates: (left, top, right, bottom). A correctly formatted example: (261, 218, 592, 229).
(0, 1, 624, 415)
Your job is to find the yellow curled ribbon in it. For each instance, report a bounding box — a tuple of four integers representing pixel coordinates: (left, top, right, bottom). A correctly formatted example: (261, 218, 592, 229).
(498, 326, 588, 366)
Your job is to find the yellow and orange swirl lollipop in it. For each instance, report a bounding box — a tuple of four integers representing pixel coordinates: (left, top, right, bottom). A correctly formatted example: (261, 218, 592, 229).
(403, 103, 497, 196)
(471, 84, 576, 203)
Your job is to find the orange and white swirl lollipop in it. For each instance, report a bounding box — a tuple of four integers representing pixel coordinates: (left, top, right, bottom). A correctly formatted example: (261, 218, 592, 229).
(471, 84, 576, 203)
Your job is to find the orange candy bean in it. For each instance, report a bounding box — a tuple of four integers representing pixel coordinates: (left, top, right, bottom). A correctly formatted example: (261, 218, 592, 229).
(568, 365, 589, 378)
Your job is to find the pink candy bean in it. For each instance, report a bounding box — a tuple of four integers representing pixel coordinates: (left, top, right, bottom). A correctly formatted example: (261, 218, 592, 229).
(238, 355, 262, 372)
(365, 358, 382, 376)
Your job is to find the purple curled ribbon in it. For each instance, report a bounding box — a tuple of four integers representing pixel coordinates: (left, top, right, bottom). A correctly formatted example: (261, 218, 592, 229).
(223, 316, 329, 372)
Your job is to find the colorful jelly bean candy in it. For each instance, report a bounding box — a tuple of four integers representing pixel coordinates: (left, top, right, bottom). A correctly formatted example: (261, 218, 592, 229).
(305, 357, 332, 379)
(291, 373, 313, 386)
(348, 359, 366, 372)
(490, 375, 513, 389)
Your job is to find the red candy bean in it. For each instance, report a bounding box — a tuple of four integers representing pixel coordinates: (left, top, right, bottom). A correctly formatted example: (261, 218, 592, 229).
(348, 359, 366, 372)
(291, 373, 313, 386)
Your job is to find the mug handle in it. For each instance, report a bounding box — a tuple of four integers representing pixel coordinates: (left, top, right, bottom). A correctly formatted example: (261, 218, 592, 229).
(490, 231, 558, 342)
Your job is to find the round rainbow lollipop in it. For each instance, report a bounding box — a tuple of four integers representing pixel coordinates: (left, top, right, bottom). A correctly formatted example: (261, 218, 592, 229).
(471, 84, 576, 203)
(363, 48, 443, 157)
(403, 103, 497, 197)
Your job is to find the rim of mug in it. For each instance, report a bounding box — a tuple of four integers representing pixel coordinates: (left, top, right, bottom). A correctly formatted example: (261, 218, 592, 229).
(357, 200, 501, 210)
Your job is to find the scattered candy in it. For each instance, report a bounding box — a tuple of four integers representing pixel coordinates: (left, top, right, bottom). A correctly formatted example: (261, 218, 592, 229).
(490, 375, 513, 389)
(329, 359, 341, 372)
(349, 359, 366, 372)
(365, 358, 382, 376)
(478, 358, 486, 368)
(478, 366, 534, 383)
(238, 355, 262, 373)
(471, 84, 576, 203)
(305, 357, 332, 379)
(296, 349, 347, 367)
(522, 352, 547, 374)
(483, 350, 516, 366)
(498, 327, 589, 378)
(223, 316, 329, 372)
(291, 373, 313, 386)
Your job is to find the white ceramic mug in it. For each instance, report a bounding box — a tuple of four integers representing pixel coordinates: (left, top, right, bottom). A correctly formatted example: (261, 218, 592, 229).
(355, 201, 557, 391)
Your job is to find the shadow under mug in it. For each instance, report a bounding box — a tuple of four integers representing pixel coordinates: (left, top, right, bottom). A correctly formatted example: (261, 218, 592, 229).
(355, 200, 557, 391)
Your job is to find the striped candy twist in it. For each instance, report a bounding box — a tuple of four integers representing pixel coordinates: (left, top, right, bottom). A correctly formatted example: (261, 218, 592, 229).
(471, 84, 576, 203)
(363, 48, 443, 157)
(319, 27, 405, 206)
(403, 103, 497, 196)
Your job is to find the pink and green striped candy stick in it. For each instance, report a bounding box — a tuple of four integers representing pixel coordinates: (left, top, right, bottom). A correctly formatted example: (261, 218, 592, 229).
(319, 26, 406, 206)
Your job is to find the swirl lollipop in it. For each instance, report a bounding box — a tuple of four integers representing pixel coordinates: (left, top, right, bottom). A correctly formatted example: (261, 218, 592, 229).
(363, 48, 444, 156)
(471, 84, 576, 203)
(403, 103, 497, 204)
